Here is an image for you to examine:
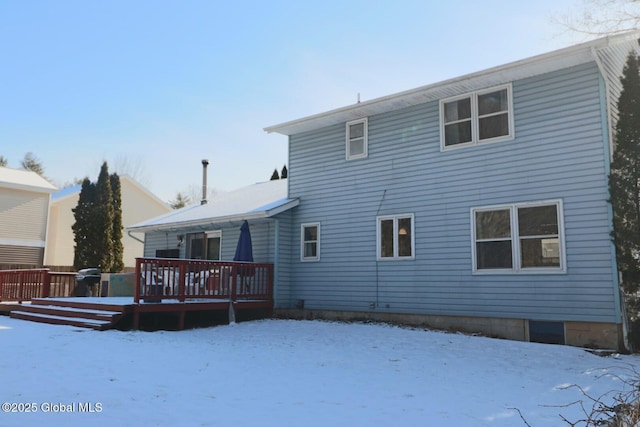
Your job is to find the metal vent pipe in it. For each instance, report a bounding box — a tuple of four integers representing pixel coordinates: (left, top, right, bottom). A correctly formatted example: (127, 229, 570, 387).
(201, 159, 209, 205)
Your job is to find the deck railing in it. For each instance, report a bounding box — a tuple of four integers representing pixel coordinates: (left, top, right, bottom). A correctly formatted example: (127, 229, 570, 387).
(0, 269, 76, 302)
(135, 257, 273, 303)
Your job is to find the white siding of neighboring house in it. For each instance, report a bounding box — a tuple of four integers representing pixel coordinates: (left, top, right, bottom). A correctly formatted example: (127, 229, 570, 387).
(0, 188, 51, 265)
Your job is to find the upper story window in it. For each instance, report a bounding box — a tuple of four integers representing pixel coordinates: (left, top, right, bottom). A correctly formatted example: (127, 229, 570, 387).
(301, 223, 320, 262)
(441, 84, 513, 150)
(377, 214, 415, 260)
(346, 118, 368, 160)
(472, 200, 565, 274)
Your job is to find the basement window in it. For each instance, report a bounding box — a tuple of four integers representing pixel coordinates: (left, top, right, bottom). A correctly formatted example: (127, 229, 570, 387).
(529, 321, 565, 345)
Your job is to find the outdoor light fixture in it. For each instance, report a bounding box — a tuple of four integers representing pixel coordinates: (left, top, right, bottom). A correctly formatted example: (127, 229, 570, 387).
(177, 235, 185, 247)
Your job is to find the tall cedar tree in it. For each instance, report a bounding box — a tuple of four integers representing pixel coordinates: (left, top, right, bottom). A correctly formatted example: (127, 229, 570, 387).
(72, 178, 98, 269)
(110, 173, 125, 272)
(270, 169, 280, 180)
(610, 52, 640, 294)
(610, 51, 640, 348)
(95, 162, 115, 272)
(281, 165, 288, 179)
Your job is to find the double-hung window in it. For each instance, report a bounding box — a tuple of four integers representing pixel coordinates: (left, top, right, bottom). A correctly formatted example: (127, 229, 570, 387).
(472, 200, 565, 273)
(346, 118, 368, 160)
(301, 223, 320, 261)
(377, 214, 414, 260)
(441, 84, 513, 149)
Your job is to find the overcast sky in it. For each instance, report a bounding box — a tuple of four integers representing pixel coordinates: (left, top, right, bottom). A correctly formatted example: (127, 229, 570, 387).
(0, 0, 594, 202)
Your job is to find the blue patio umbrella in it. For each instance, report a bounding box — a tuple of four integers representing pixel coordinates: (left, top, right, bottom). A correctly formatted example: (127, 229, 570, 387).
(234, 221, 255, 293)
(234, 221, 254, 263)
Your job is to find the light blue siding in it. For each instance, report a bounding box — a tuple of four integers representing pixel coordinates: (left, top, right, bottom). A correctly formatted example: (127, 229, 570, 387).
(286, 61, 619, 323)
(143, 220, 279, 264)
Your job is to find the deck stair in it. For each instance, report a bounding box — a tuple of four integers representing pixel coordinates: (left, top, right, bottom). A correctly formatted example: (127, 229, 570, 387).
(9, 298, 127, 330)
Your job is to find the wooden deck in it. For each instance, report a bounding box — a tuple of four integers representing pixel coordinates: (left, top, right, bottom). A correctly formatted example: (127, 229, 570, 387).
(0, 258, 274, 331)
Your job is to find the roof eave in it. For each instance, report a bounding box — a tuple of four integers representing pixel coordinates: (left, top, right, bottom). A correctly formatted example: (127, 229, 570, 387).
(0, 182, 57, 194)
(127, 199, 299, 234)
(264, 32, 640, 136)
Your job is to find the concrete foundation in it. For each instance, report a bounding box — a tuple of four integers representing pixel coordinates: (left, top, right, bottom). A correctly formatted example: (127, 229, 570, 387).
(274, 309, 625, 351)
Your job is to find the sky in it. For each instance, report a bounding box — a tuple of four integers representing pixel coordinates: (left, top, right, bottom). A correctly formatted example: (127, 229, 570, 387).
(0, 0, 596, 203)
(2, 316, 640, 426)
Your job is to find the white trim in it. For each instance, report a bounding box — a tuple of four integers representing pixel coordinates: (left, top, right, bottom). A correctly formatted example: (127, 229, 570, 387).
(470, 199, 566, 274)
(376, 214, 415, 261)
(300, 222, 320, 262)
(0, 238, 46, 248)
(346, 118, 368, 160)
(440, 83, 514, 151)
(205, 230, 222, 261)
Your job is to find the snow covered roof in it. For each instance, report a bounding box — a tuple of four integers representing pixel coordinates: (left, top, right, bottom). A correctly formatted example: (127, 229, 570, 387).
(265, 31, 640, 136)
(127, 179, 298, 233)
(0, 166, 57, 193)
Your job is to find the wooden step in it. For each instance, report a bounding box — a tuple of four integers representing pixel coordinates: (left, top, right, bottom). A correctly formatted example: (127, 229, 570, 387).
(11, 304, 122, 322)
(10, 311, 113, 330)
(9, 299, 129, 330)
(30, 297, 131, 313)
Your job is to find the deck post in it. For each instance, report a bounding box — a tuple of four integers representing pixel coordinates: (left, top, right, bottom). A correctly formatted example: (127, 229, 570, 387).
(228, 301, 236, 324)
(178, 310, 185, 330)
(42, 269, 51, 298)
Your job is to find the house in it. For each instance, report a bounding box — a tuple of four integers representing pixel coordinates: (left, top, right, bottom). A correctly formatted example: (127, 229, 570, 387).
(261, 32, 640, 351)
(132, 32, 639, 350)
(45, 175, 172, 268)
(0, 166, 57, 267)
(127, 178, 298, 265)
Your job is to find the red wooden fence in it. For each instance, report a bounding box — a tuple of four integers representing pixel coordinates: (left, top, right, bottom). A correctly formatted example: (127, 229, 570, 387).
(135, 257, 273, 304)
(0, 269, 76, 303)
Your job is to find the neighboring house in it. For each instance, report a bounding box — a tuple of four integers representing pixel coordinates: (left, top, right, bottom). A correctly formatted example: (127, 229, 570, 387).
(132, 32, 640, 350)
(0, 166, 57, 266)
(127, 179, 298, 265)
(46, 175, 172, 268)
(262, 32, 640, 351)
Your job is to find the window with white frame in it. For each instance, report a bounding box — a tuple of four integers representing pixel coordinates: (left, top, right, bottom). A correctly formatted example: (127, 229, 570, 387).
(441, 84, 513, 149)
(377, 214, 414, 260)
(205, 230, 222, 261)
(301, 223, 320, 261)
(472, 200, 564, 273)
(346, 118, 368, 160)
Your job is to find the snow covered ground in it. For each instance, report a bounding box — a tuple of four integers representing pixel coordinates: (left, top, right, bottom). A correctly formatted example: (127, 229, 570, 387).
(1, 317, 639, 427)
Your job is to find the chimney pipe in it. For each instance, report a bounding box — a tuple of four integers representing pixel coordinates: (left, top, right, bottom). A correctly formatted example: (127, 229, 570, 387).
(201, 159, 209, 205)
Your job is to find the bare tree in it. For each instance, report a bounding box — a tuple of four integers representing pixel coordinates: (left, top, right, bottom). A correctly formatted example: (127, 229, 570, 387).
(181, 184, 217, 206)
(111, 154, 151, 187)
(558, 0, 640, 36)
(0, 156, 7, 167)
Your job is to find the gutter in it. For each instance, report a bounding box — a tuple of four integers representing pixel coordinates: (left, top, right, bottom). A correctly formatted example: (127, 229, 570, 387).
(127, 230, 145, 244)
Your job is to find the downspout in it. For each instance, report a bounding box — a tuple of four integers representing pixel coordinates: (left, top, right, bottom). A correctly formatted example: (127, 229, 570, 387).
(127, 230, 145, 244)
(591, 46, 628, 350)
